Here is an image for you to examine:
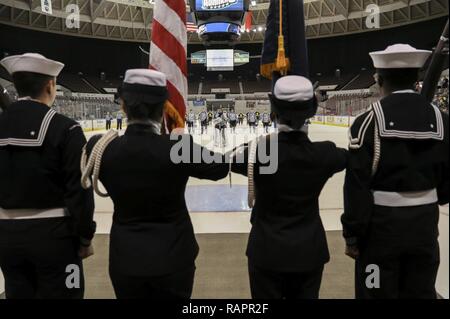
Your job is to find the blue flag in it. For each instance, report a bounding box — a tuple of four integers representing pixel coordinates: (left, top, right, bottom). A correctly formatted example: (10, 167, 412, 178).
(261, 0, 309, 80)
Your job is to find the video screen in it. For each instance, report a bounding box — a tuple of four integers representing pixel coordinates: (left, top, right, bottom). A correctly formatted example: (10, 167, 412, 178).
(234, 51, 249, 64)
(195, 0, 244, 11)
(206, 49, 234, 71)
(191, 51, 207, 64)
(198, 22, 240, 36)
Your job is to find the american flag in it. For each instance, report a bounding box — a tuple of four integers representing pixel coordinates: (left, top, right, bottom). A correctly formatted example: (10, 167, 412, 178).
(187, 13, 198, 33)
(150, 0, 188, 132)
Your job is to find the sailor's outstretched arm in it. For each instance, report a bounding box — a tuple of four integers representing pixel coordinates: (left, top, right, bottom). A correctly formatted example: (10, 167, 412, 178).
(226, 143, 250, 177)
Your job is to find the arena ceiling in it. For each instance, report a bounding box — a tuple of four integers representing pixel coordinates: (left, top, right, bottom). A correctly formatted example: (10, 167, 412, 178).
(0, 0, 448, 43)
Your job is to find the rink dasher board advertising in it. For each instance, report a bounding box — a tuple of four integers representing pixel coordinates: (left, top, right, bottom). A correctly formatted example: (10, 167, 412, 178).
(312, 115, 356, 127)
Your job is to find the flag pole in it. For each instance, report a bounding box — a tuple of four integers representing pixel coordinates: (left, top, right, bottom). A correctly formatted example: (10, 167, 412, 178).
(421, 19, 449, 102)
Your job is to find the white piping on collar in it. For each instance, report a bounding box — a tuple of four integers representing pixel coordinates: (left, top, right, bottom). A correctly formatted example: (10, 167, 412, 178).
(17, 96, 47, 104)
(373, 101, 444, 140)
(392, 89, 416, 94)
(0, 108, 57, 147)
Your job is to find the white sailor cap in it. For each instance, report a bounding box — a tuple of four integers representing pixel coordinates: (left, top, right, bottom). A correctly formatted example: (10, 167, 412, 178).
(274, 75, 314, 102)
(369, 44, 431, 69)
(119, 69, 168, 104)
(270, 75, 317, 125)
(0, 53, 64, 77)
(123, 69, 167, 87)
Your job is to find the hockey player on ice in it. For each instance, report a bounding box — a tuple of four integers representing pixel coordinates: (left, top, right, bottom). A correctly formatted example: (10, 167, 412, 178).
(247, 111, 257, 134)
(228, 110, 237, 133)
(262, 112, 271, 133)
(213, 109, 227, 147)
(186, 110, 195, 134)
(199, 110, 208, 134)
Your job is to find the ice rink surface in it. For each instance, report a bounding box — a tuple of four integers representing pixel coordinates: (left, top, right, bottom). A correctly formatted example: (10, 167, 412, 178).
(85, 123, 349, 234)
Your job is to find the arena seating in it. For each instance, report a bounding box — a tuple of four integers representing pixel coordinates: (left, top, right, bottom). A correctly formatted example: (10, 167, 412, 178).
(53, 95, 118, 120)
(2, 68, 446, 120)
(202, 79, 241, 94)
(58, 73, 100, 94)
(314, 73, 356, 90)
(188, 81, 200, 95)
(342, 70, 376, 90)
(242, 79, 271, 93)
(319, 92, 379, 116)
(85, 75, 122, 91)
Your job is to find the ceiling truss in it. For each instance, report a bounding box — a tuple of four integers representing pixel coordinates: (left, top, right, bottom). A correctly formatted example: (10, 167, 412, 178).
(0, 0, 447, 43)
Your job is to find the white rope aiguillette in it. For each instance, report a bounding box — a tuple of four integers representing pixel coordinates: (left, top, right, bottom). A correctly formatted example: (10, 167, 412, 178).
(80, 130, 118, 197)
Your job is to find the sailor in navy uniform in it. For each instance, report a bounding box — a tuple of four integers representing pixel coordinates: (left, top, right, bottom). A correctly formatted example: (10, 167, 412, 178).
(0, 53, 96, 299)
(341, 44, 449, 299)
(82, 69, 228, 299)
(230, 76, 347, 299)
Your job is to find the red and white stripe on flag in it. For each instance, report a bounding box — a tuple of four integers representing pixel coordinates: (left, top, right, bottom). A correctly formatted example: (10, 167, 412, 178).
(186, 12, 197, 32)
(187, 22, 198, 33)
(150, 0, 188, 124)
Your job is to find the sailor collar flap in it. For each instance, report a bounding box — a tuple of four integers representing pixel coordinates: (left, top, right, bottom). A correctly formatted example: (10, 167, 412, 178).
(0, 101, 57, 147)
(372, 93, 444, 141)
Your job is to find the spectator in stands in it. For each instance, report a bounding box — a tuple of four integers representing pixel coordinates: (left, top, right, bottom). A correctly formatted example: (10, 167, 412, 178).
(105, 112, 112, 130)
(116, 111, 123, 130)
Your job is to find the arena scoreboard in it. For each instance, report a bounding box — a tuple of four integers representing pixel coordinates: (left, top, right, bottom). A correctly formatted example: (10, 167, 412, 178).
(189, 0, 250, 44)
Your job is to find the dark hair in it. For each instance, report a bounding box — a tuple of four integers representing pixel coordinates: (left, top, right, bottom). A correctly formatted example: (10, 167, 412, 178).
(121, 92, 165, 121)
(270, 96, 318, 130)
(12, 72, 54, 98)
(377, 68, 419, 89)
(277, 112, 309, 130)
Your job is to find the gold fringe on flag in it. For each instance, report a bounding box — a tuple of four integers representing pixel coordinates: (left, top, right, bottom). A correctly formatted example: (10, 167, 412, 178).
(260, 0, 290, 79)
(164, 100, 185, 133)
(276, 0, 289, 75)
